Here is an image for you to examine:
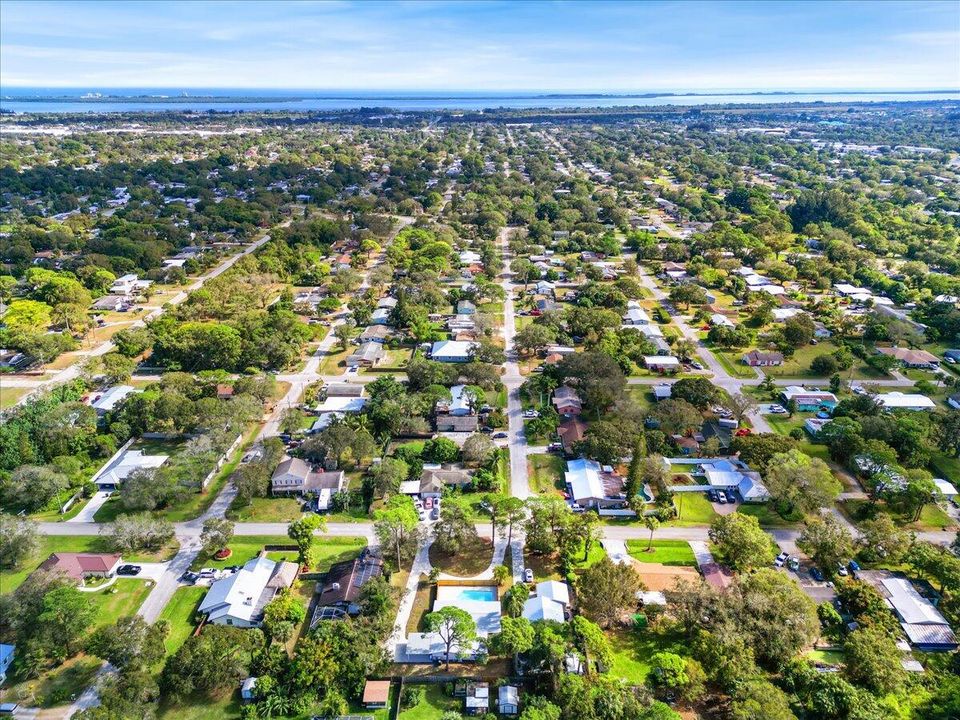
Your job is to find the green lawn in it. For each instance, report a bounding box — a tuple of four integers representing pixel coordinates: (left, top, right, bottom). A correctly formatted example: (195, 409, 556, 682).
(192, 535, 366, 572)
(158, 586, 207, 656)
(226, 496, 304, 522)
(625, 539, 697, 566)
(607, 627, 688, 684)
(1, 535, 178, 595)
(738, 503, 805, 528)
(839, 499, 956, 532)
(159, 689, 241, 720)
(931, 451, 960, 485)
(712, 348, 759, 379)
(528, 454, 565, 496)
(398, 684, 461, 720)
(667, 492, 720, 526)
(807, 648, 845, 666)
(88, 578, 154, 628)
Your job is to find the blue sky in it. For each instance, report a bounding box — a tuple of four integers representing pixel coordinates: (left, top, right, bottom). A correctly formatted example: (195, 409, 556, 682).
(1, 1, 958, 91)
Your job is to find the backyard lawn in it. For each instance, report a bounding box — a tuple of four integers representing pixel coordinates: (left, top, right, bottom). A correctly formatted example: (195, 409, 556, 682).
(88, 578, 154, 628)
(606, 626, 689, 684)
(1, 535, 178, 595)
(528, 454, 565, 496)
(158, 586, 207, 655)
(429, 534, 493, 577)
(1, 655, 103, 708)
(626, 539, 697, 566)
(398, 684, 461, 720)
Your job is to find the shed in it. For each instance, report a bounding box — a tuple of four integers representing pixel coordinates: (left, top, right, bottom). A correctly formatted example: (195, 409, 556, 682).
(362, 680, 391, 709)
(498, 686, 520, 716)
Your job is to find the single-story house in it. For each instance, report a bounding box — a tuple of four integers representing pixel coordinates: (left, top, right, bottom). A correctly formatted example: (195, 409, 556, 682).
(465, 682, 489, 716)
(564, 459, 623, 508)
(323, 383, 365, 398)
(552, 386, 583, 415)
(216, 384, 234, 400)
(644, 356, 680, 372)
(315, 396, 368, 414)
(346, 341, 384, 368)
(370, 308, 391, 325)
(743, 350, 784, 367)
(359, 325, 392, 343)
(199, 556, 298, 627)
(710, 313, 735, 329)
(38, 553, 121, 582)
(637, 323, 664, 339)
(420, 467, 473, 497)
(652, 383, 673, 401)
(313, 552, 384, 619)
(623, 308, 651, 326)
(91, 447, 168, 490)
(737, 474, 771, 503)
(948, 394, 960, 411)
(771, 308, 802, 322)
(377, 296, 398, 309)
(877, 347, 940, 369)
(805, 417, 833, 435)
(780, 386, 838, 411)
(498, 686, 520, 716)
(876, 392, 936, 411)
(933, 478, 958, 500)
(90, 295, 131, 312)
(880, 577, 957, 651)
(241, 677, 258, 703)
(270, 456, 345, 499)
(363, 680, 391, 709)
(558, 418, 586, 455)
(88, 385, 137, 415)
(0, 644, 13, 684)
(431, 340, 478, 363)
(404, 632, 482, 663)
(437, 384, 476, 416)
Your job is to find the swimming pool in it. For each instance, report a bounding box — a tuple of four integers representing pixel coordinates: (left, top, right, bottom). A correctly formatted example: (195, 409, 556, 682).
(437, 585, 498, 603)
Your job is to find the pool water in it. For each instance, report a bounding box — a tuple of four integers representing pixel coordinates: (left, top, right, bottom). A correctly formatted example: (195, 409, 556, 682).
(456, 587, 498, 602)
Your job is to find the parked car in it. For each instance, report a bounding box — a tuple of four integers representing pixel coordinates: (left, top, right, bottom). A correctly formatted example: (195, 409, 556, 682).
(424, 497, 434, 510)
(708, 490, 718, 502)
(769, 405, 787, 414)
(480, 426, 493, 433)
(547, 442, 563, 452)
(430, 507, 440, 521)
(493, 432, 508, 439)
(787, 557, 801, 572)
(774, 552, 788, 568)
(715, 492, 726, 504)
(117, 564, 142, 576)
(418, 511, 426, 521)
(523, 568, 534, 583)
(0, 703, 20, 715)
(570, 502, 584, 512)
(180, 571, 199, 584)
(522, 410, 540, 419)
(690, 361, 704, 370)
(810, 567, 824, 582)
(836, 563, 849, 577)
(848, 559, 861, 572)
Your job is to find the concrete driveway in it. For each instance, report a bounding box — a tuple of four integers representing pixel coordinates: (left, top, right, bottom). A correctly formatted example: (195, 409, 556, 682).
(69, 491, 113, 523)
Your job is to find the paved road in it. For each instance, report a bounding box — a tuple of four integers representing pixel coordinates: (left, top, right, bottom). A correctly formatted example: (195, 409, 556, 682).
(498, 226, 531, 502)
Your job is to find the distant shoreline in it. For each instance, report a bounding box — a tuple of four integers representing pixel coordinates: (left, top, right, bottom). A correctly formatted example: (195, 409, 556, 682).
(5, 89, 959, 104)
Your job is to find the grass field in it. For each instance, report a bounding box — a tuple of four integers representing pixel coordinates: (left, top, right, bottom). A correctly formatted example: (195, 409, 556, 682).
(158, 689, 241, 720)
(397, 684, 461, 720)
(667, 492, 720, 526)
(1, 535, 178, 595)
(606, 627, 688, 684)
(429, 534, 493, 577)
(737, 503, 805, 528)
(626, 539, 697, 566)
(158, 586, 207, 655)
(839, 499, 955, 532)
(88, 578, 154, 628)
(0, 385, 29, 409)
(528, 453, 565, 496)
(192, 535, 366, 572)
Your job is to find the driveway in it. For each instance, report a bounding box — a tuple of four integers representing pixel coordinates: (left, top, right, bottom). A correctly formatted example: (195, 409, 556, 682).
(68, 491, 113, 523)
(600, 538, 631, 564)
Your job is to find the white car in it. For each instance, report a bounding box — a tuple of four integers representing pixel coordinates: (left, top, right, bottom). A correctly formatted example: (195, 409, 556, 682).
(769, 405, 787, 414)
(523, 568, 534, 583)
(774, 552, 788, 568)
(522, 410, 540, 419)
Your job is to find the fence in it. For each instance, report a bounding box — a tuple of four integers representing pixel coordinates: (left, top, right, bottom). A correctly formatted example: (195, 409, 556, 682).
(199, 432, 244, 489)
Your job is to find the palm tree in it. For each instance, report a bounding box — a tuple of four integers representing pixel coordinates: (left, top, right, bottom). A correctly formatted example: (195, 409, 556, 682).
(643, 515, 660, 552)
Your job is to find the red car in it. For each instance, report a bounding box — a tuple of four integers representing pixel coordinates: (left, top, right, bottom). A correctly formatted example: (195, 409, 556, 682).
(424, 497, 434, 510)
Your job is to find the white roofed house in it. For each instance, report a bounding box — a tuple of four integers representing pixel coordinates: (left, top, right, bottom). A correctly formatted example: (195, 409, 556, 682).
(346, 341, 384, 368)
(431, 340, 478, 363)
(564, 459, 625, 509)
(91, 447, 168, 490)
(198, 556, 298, 628)
(875, 392, 936, 411)
(709, 313, 735, 329)
(623, 307, 651, 326)
(88, 385, 138, 415)
(644, 356, 680, 373)
(879, 577, 957, 651)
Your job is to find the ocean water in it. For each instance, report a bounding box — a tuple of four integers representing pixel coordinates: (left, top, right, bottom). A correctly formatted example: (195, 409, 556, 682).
(2, 88, 957, 114)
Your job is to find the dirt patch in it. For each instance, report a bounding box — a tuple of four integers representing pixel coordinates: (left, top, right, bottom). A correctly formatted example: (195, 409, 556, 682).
(635, 562, 700, 591)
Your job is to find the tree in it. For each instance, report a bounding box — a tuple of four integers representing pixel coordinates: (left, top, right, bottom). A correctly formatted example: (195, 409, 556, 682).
(493, 564, 511, 586)
(491, 616, 534, 657)
(369, 457, 409, 496)
(424, 606, 477, 670)
(857, 514, 910, 564)
(262, 589, 307, 643)
(843, 625, 907, 694)
(764, 449, 841, 514)
(730, 433, 797, 472)
(643, 516, 660, 552)
(811, 353, 839, 375)
(374, 495, 421, 569)
(577, 556, 643, 628)
(1, 465, 70, 512)
(797, 515, 854, 575)
(279, 407, 306, 435)
(161, 625, 264, 701)
(571, 615, 612, 674)
(422, 437, 459, 464)
(555, 352, 626, 413)
(288, 514, 325, 565)
(783, 313, 815, 347)
(515, 324, 557, 356)
(113, 327, 153, 358)
(462, 433, 496, 466)
(648, 652, 689, 690)
(107, 514, 174, 553)
(503, 583, 530, 618)
(38, 585, 96, 655)
(726, 392, 757, 425)
(86, 615, 167, 670)
(668, 283, 707, 309)
(334, 322, 355, 350)
(670, 377, 720, 410)
(433, 504, 479, 555)
(0, 515, 39, 569)
(200, 518, 235, 556)
(4, 299, 52, 330)
(729, 680, 797, 720)
(708, 513, 775, 571)
(650, 399, 702, 436)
